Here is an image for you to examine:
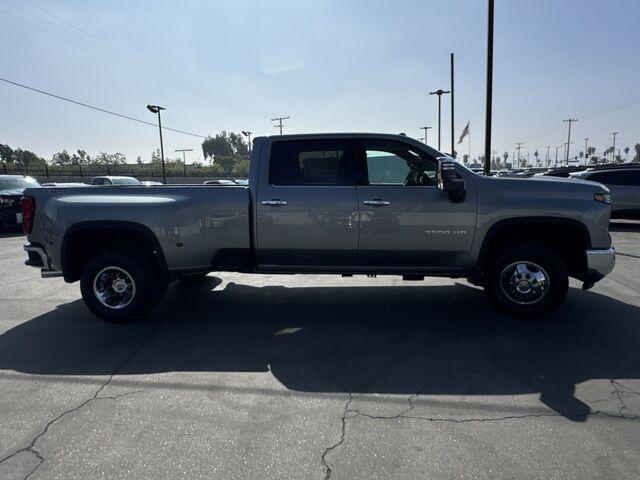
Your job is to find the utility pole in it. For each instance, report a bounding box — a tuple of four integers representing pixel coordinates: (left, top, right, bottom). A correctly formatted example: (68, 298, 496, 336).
(174, 148, 193, 180)
(563, 118, 578, 164)
(271, 116, 289, 135)
(483, 0, 495, 176)
(147, 104, 166, 184)
(546, 146, 551, 166)
(420, 126, 432, 145)
(515, 142, 524, 169)
(584, 138, 589, 165)
(555, 145, 562, 166)
(450, 52, 455, 157)
(429, 89, 450, 151)
(612, 132, 619, 163)
(242, 131, 252, 154)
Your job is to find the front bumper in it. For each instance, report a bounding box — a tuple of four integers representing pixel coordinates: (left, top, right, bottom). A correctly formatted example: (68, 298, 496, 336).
(585, 247, 615, 283)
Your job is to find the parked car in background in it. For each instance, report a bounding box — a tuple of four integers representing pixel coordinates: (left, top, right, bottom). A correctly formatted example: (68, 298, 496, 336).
(203, 179, 238, 185)
(570, 166, 640, 219)
(535, 166, 587, 178)
(40, 182, 90, 187)
(91, 176, 142, 186)
(141, 180, 163, 186)
(0, 175, 40, 229)
(234, 179, 249, 186)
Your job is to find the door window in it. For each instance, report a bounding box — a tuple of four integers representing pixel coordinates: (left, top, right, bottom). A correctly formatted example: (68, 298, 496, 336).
(269, 140, 353, 186)
(361, 140, 437, 186)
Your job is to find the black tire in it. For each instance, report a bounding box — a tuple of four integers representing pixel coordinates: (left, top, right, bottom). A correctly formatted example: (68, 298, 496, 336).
(485, 243, 568, 317)
(80, 251, 158, 322)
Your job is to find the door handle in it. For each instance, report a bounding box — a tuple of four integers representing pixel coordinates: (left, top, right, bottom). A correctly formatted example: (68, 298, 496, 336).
(363, 199, 391, 206)
(261, 199, 288, 206)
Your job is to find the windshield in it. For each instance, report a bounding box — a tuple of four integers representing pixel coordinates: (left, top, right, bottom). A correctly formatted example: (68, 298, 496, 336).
(0, 176, 40, 190)
(112, 177, 142, 185)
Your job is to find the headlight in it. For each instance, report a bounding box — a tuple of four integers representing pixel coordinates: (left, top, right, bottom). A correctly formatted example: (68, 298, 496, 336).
(594, 193, 611, 204)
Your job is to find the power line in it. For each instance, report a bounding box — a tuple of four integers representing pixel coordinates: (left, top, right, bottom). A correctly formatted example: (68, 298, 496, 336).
(0, 76, 206, 138)
(0, 0, 273, 120)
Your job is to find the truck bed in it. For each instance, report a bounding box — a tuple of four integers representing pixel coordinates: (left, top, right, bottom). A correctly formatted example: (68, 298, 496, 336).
(24, 185, 251, 273)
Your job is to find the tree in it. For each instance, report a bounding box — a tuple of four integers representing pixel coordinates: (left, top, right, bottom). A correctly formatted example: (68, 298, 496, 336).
(94, 152, 126, 165)
(533, 150, 539, 166)
(462, 154, 469, 164)
(52, 149, 72, 166)
(202, 132, 235, 159)
(12, 149, 47, 169)
(624, 146, 630, 161)
(503, 151, 509, 168)
(0, 144, 13, 163)
(634, 143, 640, 162)
(71, 149, 91, 166)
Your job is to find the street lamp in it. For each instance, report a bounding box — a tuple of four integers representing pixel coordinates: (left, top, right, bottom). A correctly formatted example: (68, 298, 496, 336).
(147, 104, 166, 184)
(428, 89, 450, 150)
(420, 126, 432, 145)
(174, 148, 193, 180)
(242, 131, 252, 155)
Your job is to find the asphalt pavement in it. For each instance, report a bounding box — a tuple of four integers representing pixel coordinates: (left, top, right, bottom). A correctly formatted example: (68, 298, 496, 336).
(1, 223, 639, 479)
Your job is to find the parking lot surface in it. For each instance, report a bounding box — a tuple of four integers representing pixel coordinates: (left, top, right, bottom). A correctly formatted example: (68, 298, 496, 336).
(1, 223, 640, 479)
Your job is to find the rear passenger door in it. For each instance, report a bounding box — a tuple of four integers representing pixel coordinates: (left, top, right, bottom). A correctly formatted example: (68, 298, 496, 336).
(255, 138, 359, 269)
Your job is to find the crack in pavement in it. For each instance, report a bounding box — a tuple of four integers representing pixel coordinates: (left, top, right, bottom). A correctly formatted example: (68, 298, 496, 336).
(320, 393, 353, 480)
(0, 324, 162, 480)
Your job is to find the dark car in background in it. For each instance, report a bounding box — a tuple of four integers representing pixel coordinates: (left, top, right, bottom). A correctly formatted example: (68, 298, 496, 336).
(0, 175, 40, 229)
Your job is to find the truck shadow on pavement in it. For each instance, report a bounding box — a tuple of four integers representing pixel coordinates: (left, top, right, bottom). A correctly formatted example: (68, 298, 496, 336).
(1, 279, 639, 421)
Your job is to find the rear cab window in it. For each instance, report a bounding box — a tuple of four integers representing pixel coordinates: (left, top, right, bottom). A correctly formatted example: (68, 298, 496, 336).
(269, 139, 355, 186)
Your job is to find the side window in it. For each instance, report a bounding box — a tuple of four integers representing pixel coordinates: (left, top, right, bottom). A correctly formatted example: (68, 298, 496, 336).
(362, 140, 437, 186)
(269, 140, 352, 186)
(93, 178, 104, 185)
(590, 172, 626, 186)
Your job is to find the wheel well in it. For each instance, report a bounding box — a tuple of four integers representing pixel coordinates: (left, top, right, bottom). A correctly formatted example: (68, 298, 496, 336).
(474, 220, 590, 283)
(62, 225, 167, 282)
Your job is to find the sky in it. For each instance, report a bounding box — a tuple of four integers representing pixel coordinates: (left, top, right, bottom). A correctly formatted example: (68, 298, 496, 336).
(1, 0, 639, 165)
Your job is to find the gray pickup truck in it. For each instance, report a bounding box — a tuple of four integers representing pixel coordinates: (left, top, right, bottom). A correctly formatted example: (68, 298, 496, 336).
(21, 133, 615, 321)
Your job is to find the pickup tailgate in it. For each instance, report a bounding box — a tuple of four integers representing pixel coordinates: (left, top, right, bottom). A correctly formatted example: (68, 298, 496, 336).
(23, 185, 251, 273)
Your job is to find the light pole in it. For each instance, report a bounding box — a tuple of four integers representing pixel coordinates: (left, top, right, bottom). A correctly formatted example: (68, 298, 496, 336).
(584, 138, 589, 165)
(174, 148, 193, 180)
(429, 89, 450, 151)
(147, 104, 166, 184)
(242, 131, 252, 155)
(483, 0, 495, 175)
(515, 142, 524, 169)
(420, 126, 432, 145)
(563, 118, 577, 164)
(546, 146, 551, 167)
(612, 132, 619, 162)
(555, 145, 562, 166)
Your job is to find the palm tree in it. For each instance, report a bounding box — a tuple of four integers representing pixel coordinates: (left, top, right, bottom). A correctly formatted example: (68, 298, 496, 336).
(533, 150, 539, 166)
(503, 151, 509, 168)
(624, 146, 630, 161)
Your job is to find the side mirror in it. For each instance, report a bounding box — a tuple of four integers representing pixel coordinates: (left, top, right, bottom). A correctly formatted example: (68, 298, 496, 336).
(437, 160, 466, 203)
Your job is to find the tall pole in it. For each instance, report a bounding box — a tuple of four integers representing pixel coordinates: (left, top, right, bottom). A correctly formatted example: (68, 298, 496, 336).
(147, 105, 166, 184)
(429, 89, 449, 151)
(420, 126, 432, 145)
(563, 118, 577, 164)
(450, 52, 455, 157)
(584, 138, 589, 165)
(515, 142, 524, 169)
(271, 116, 289, 135)
(483, 0, 495, 176)
(546, 146, 550, 167)
(175, 148, 193, 181)
(612, 132, 618, 163)
(242, 131, 252, 154)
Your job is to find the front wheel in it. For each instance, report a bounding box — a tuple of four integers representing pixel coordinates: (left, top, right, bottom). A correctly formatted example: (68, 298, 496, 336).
(485, 243, 568, 317)
(80, 251, 159, 322)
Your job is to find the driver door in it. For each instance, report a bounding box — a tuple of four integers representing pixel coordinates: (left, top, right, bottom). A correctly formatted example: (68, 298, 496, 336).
(355, 138, 476, 270)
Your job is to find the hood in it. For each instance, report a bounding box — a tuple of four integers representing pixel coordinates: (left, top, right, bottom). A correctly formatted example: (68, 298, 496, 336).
(487, 174, 609, 194)
(0, 188, 25, 197)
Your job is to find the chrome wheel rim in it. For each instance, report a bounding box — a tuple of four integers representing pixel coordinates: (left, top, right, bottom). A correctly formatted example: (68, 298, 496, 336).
(93, 266, 136, 309)
(499, 261, 549, 305)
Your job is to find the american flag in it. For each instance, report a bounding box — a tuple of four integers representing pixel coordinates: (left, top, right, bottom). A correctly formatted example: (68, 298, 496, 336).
(457, 121, 470, 144)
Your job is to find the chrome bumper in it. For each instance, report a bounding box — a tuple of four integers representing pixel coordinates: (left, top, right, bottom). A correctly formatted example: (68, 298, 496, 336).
(585, 247, 615, 281)
(23, 244, 63, 278)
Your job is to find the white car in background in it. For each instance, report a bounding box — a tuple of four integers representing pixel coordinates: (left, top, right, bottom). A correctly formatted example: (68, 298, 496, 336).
(570, 167, 640, 219)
